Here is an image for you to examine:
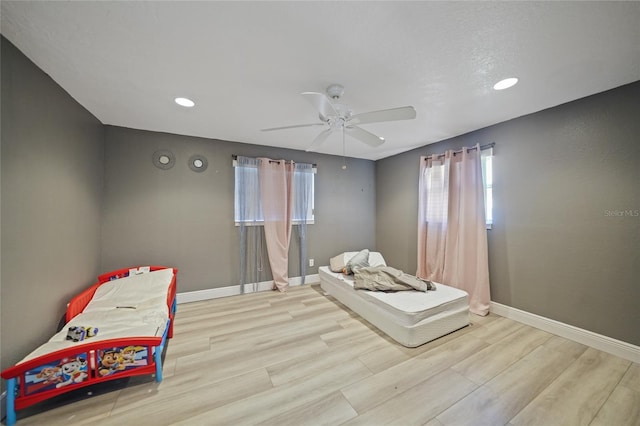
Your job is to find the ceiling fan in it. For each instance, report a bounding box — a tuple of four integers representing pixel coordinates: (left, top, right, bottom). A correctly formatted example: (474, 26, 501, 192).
(261, 84, 416, 152)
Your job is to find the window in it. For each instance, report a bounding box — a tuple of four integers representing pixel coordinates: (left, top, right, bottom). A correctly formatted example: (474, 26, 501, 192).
(234, 158, 315, 225)
(422, 148, 493, 228)
(481, 148, 493, 228)
(424, 160, 448, 224)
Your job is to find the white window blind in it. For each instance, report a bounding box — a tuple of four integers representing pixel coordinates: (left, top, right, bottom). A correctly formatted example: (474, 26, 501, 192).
(425, 160, 448, 224)
(481, 148, 493, 228)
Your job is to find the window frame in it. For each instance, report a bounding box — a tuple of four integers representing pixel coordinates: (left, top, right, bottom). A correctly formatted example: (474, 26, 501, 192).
(233, 160, 315, 226)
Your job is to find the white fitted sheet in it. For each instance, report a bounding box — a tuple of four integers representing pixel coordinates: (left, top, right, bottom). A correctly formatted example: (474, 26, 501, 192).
(319, 266, 469, 347)
(20, 269, 174, 363)
(322, 268, 468, 327)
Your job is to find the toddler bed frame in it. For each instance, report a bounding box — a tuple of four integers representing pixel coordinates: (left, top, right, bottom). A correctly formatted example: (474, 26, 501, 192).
(1, 266, 177, 426)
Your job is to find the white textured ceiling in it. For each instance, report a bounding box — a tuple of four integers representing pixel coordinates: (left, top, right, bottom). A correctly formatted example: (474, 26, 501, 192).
(2, 1, 639, 160)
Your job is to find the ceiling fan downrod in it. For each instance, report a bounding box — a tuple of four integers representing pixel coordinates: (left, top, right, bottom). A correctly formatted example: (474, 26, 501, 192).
(341, 126, 347, 170)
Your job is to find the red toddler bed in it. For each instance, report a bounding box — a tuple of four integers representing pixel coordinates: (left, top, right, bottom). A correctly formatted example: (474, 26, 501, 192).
(1, 266, 177, 426)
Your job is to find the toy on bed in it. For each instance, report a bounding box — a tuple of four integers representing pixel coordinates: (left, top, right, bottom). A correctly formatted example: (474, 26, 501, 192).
(321, 250, 469, 347)
(66, 326, 99, 342)
(1, 265, 177, 426)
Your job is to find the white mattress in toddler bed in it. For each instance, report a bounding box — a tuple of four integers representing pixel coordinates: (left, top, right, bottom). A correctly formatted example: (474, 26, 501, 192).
(20, 268, 174, 363)
(318, 266, 468, 328)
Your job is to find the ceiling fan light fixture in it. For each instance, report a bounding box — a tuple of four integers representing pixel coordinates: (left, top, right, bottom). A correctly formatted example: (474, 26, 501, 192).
(174, 97, 195, 107)
(493, 78, 519, 91)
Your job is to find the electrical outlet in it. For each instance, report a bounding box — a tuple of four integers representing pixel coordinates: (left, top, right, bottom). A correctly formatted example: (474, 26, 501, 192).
(308, 258, 314, 267)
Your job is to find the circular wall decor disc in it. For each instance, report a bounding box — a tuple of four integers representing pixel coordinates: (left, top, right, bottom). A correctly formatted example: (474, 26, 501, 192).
(188, 154, 208, 172)
(152, 150, 176, 170)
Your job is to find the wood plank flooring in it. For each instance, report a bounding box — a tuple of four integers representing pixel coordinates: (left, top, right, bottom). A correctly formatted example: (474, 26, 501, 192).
(13, 284, 639, 425)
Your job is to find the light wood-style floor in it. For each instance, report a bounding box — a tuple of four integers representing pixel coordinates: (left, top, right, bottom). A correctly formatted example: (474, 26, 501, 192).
(14, 284, 640, 426)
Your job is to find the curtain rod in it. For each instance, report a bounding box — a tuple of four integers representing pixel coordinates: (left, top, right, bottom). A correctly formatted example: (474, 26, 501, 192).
(232, 155, 317, 169)
(426, 142, 495, 160)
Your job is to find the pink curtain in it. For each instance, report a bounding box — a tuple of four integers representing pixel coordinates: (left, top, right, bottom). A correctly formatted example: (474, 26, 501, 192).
(417, 144, 490, 315)
(259, 158, 294, 292)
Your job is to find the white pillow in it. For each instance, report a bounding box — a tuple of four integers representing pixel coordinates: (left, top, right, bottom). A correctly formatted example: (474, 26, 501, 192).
(345, 249, 370, 274)
(368, 252, 387, 267)
(329, 254, 346, 272)
(329, 250, 387, 272)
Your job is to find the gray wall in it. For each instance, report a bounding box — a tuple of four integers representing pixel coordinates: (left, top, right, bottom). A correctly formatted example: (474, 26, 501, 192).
(1, 38, 105, 372)
(2, 32, 637, 389)
(376, 81, 640, 346)
(101, 126, 376, 292)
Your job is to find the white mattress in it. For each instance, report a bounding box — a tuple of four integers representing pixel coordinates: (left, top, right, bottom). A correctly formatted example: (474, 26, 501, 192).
(319, 266, 469, 347)
(20, 269, 174, 363)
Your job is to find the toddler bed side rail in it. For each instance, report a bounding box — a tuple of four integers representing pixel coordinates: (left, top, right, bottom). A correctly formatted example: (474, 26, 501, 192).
(1, 336, 164, 408)
(2, 333, 170, 425)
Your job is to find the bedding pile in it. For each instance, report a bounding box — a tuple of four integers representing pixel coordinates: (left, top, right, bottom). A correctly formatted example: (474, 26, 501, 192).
(331, 249, 434, 292)
(353, 266, 435, 292)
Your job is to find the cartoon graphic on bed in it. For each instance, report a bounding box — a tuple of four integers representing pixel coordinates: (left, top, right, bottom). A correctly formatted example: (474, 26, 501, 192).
(120, 345, 145, 364)
(98, 346, 148, 377)
(56, 357, 88, 388)
(24, 365, 63, 395)
(24, 356, 88, 394)
(36, 367, 62, 386)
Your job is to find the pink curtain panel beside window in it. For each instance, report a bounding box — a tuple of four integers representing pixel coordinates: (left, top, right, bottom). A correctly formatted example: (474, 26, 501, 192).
(417, 144, 491, 315)
(259, 158, 294, 292)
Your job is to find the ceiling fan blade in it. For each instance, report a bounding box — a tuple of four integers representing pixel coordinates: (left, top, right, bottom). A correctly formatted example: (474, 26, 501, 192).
(261, 123, 325, 132)
(306, 129, 333, 152)
(301, 92, 338, 119)
(345, 126, 385, 148)
(348, 106, 416, 126)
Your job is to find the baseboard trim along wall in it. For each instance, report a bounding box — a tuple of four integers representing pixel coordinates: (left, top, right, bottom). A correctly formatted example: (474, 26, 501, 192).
(176, 274, 320, 304)
(1, 391, 6, 421)
(490, 302, 640, 364)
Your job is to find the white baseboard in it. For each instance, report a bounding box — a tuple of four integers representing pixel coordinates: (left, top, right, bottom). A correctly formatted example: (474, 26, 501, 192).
(176, 274, 320, 304)
(490, 302, 640, 364)
(1, 391, 5, 421)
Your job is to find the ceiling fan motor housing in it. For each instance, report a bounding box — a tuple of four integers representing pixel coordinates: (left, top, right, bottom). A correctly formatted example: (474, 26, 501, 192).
(326, 84, 345, 99)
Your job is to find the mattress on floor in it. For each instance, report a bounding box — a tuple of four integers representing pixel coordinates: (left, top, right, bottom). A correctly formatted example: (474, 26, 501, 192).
(319, 266, 469, 347)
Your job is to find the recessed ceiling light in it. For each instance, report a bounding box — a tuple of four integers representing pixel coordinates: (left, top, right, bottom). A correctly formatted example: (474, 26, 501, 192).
(175, 97, 195, 107)
(493, 78, 518, 91)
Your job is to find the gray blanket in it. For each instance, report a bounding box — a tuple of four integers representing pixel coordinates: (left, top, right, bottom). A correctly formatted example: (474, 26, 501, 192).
(353, 266, 435, 292)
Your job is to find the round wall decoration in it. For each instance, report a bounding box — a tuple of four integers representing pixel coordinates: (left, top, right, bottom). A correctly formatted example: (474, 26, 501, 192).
(188, 154, 208, 172)
(152, 150, 176, 170)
